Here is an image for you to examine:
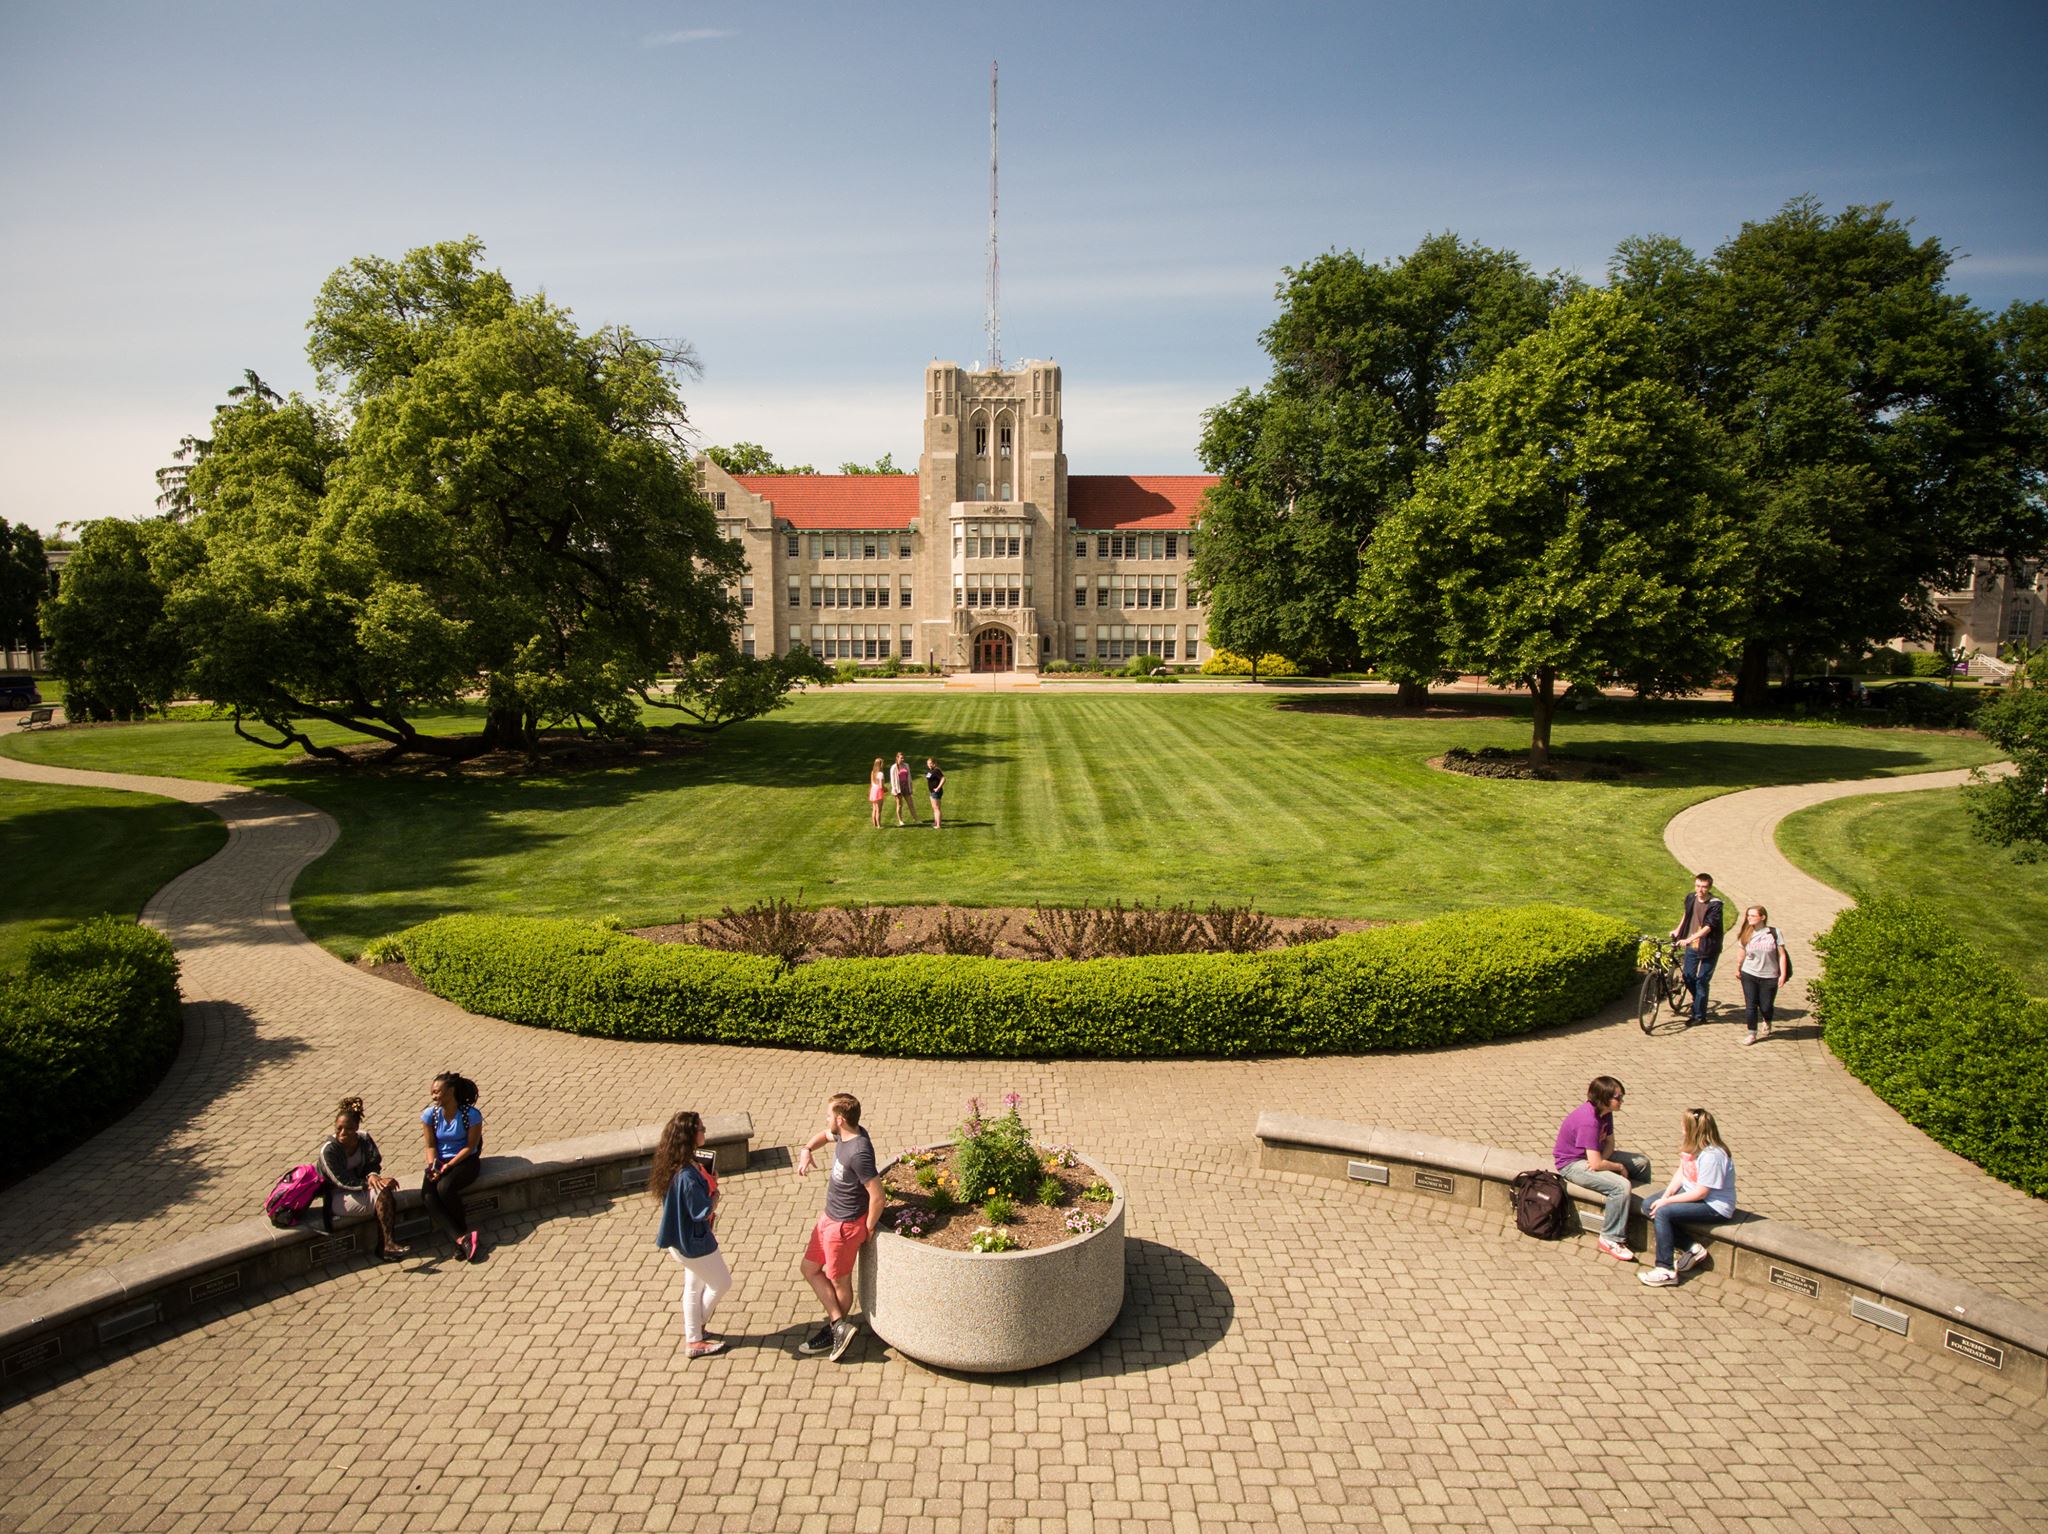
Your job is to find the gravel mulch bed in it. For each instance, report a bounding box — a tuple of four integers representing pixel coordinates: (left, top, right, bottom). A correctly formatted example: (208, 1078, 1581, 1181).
(879, 1147, 1114, 1252)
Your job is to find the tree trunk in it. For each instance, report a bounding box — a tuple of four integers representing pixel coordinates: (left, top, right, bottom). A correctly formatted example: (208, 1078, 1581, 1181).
(1528, 666, 1557, 767)
(1395, 680, 1430, 708)
(1732, 639, 1772, 710)
(481, 705, 529, 752)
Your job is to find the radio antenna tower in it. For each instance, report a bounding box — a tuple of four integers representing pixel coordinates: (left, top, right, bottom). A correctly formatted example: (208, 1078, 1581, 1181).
(985, 60, 1003, 373)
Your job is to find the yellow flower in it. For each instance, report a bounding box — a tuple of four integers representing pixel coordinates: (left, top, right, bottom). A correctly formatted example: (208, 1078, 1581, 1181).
(986, 1187, 997, 1196)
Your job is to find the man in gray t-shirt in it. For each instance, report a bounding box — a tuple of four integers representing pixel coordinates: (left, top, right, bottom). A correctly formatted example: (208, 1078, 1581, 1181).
(795, 1091, 883, 1361)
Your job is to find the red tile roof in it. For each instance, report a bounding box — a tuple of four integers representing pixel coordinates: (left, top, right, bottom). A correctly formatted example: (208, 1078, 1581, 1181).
(731, 472, 1218, 530)
(734, 475, 919, 529)
(1069, 475, 1216, 529)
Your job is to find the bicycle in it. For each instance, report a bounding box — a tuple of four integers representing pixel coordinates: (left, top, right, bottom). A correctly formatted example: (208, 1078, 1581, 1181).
(1636, 934, 1690, 1034)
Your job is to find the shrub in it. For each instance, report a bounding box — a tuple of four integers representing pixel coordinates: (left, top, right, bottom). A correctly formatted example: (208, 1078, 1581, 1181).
(968, 1226, 1019, 1253)
(1125, 653, 1167, 676)
(826, 905, 900, 959)
(1906, 650, 1953, 678)
(396, 903, 1639, 1059)
(981, 1193, 1016, 1224)
(1043, 660, 1074, 674)
(1017, 901, 1100, 961)
(693, 894, 827, 967)
(1200, 649, 1302, 677)
(1, 917, 183, 1165)
(930, 909, 1002, 957)
(1097, 898, 1204, 957)
(1203, 901, 1277, 953)
(1811, 897, 2048, 1196)
(1036, 1173, 1066, 1206)
(953, 1093, 1044, 1202)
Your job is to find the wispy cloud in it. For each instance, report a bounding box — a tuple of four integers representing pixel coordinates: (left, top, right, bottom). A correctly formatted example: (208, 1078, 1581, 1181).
(641, 27, 736, 48)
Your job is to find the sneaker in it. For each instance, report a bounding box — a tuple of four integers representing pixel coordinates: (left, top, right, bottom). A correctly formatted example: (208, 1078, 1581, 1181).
(827, 1318, 859, 1362)
(1687, 1241, 1710, 1268)
(797, 1323, 837, 1356)
(686, 1339, 729, 1359)
(1639, 1267, 1678, 1287)
(1742, 1031, 1757, 1046)
(1597, 1237, 1636, 1264)
(1673, 1249, 1696, 1274)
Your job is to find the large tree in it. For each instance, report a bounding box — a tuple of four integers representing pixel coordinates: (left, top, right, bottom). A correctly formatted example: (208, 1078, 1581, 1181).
(168, 238, 824, 759)
(0, 518, 48, 653)
(1966, 689, 2048, 862)
(1359, 291, 1747, 764)
(40, 517, 199, 719)
(1613, 200, 2047, 705)
(706, 442, 816, 475)
(1192, 235, 1562, 694)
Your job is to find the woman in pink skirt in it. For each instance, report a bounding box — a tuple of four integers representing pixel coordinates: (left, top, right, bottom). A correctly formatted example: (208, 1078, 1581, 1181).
(868, 757, 887, 828)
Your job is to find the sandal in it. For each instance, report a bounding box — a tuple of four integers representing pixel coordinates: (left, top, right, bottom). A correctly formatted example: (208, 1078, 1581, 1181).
(378, 1243, 410, 1261)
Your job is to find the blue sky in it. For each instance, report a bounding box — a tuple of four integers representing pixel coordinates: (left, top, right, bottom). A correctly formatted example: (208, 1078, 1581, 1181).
(3, 0, 2045, 534)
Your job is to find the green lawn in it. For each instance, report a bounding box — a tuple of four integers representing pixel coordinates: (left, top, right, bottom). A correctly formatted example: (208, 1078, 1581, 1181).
(1777, 785, 2048, 995)
(0, 779, 227, 973)
(0, 693, 1999, 960)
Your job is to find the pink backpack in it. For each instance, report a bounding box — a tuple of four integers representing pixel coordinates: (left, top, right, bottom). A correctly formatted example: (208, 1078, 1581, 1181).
(265, 1164, 324, 1227)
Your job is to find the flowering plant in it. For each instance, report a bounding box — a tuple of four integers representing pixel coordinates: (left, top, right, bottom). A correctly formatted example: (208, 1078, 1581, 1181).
(1062, 1209, 1104, 1236)
(968, 1225, 1020, 1254)
(1041, 1145, 1078, 1170)
(981, 1192, 1015, 1224)
(892, 1206, 932, 1238)
(1080, 1178, 1114, 1204)
(955, 1092, 1042, 1204)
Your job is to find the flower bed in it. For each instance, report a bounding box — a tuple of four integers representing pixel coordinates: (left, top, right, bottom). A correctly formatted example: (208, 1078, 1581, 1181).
(857, 1097, 1125, 1372)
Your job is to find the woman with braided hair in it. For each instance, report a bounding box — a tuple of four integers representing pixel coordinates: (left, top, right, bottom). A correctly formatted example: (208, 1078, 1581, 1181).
(653, 1109, 733, 1359)
(420, 1072, 485, 1261)
(319, 1096, 407, 1259)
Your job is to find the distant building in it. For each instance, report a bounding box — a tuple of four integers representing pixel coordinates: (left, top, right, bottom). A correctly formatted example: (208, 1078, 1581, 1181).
(695, 361, 1216, 673)
(1899, 557, 2045, 667)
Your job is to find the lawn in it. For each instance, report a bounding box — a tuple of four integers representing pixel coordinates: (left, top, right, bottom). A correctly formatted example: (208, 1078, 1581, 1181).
(0, 778, 227, 973)
(1777, 784, 2048, 995)
(0, 692, 2000, 960)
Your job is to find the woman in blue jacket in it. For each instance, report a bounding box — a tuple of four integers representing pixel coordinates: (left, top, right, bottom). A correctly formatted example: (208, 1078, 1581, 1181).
(653, 1110, 732, 1359)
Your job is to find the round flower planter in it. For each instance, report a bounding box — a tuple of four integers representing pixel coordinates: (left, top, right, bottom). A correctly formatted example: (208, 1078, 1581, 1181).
(855, 1149, 1126, 1373)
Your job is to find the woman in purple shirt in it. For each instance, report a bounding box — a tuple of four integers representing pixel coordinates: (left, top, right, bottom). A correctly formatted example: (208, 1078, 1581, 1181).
(419, 1071, 484, 1262)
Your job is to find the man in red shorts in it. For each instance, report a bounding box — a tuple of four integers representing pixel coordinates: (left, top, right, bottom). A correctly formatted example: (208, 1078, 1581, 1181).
(795, 1091, 883, 1361)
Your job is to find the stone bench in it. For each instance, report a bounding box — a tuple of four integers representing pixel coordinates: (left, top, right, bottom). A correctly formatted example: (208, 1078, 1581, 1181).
(1254, 1110, 2047, 1403)
(0, 1111, 753, 1385)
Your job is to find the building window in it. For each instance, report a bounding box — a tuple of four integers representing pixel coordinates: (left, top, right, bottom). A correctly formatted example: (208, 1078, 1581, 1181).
(742, 624, 755, 658)
(1074, 580, 1087, 608)
(901, 576, 913, 608)
(739, 579, 753, 609)
(787, 534, 800, 558)
(1074, 536, 1086, 559)
(2009, 606, 2035, 641)
(974, 425, 989, 456)
(999, 425, 1012, 459)
(821, 536, 837, 560)
(975, 481, 988, 500)
(713, 492, 726, 511)
(1074, 625, 1090, 661)
(998, 482, 1011, 501)
(1166, 533, 1179, 559)
(787, 577, 801, 608)
(899, 537, 912, 558)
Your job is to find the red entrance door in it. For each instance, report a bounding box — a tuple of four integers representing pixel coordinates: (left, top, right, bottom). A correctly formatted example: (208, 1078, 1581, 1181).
(972, 628, 1014, 672)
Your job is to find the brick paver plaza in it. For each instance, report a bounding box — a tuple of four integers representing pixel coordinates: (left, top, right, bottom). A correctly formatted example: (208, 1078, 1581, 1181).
(2, 740, 2044, 1532)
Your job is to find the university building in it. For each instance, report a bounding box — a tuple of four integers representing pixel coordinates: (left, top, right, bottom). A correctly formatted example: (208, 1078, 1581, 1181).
(696, 361, 1218, 673)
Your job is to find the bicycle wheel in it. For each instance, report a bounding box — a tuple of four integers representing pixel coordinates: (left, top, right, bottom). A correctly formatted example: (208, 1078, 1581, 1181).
(1636, 969, 1664, 1033)
(1664, 963, 1690, 1026)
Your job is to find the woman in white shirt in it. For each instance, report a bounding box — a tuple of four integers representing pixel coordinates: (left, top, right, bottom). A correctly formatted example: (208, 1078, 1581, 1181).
(1638, 1108, 1736, 1287)
(1735, 906, 1791, 1046)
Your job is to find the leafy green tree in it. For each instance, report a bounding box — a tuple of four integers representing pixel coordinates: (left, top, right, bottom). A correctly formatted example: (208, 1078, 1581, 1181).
(706, 442, 817, 475)
(1360, 291, 1746, 763)
(40, 518, 198, 719)
(0, 518, 49, 652)
(1966, 690, 2048, 862)
(170, 237, 819, 759)
(1613, 200, 2047, 706)
(1195, 235, 1562, 694)
(838, 452, 905, 475)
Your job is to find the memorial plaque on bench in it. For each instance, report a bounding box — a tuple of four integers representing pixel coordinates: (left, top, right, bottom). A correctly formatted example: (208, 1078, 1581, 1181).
(2, 1336, 61, 1379)
(1346, 1161, 1389, 1185)
(557, 1171, 598, 1199)
(307, 1233, 355, 1265)
(467, 1195, 500, 1218)
(189, 1271, 241, 1305)
(1943, 1331, 2005, 1370)
(1413, 1171, 1455, 1195)
(96, 1301, 161, 1345)
(1768, 1265, 1820, 1299)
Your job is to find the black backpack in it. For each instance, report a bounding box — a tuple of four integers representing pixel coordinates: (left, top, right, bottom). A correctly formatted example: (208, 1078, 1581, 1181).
(1509, 1169, 1573, 1240)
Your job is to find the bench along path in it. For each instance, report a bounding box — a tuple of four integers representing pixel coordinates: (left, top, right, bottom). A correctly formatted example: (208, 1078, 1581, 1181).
(1, 747, 2042, 1306)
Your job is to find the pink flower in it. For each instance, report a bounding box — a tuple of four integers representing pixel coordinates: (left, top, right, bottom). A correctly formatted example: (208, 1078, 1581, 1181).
(1003, 1091, 1022, 1110)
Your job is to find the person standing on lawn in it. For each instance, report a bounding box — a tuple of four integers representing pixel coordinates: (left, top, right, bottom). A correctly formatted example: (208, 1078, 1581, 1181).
(1669, 871, 1724, 1025)
(924, 757, 945, 830)
(795, 1092, 883, 1361)
(1553, 1075, 1652, 1263)
(891, 751, 914, 826)
(867, 757, 887, 829)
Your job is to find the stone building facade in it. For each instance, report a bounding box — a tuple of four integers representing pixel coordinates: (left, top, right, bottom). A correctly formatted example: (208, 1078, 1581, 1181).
(695, 361, 1216, 672)
(1913, 557, 2046, 662)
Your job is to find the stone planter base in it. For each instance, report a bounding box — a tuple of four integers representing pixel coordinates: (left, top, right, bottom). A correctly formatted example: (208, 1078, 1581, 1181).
(856, 1150, 1125, 1373)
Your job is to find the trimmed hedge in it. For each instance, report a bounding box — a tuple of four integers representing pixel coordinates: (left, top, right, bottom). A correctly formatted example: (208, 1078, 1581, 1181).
(398, 904, 1638, 1059)
(1, 916, 183, 1165)
(1811, 897, 2048, 1197)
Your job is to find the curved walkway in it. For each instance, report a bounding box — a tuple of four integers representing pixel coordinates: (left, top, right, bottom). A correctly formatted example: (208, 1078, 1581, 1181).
(0, 751, 2041, 1310)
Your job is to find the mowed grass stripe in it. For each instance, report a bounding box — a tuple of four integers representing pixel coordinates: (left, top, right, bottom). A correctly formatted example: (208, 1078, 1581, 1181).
(1, 691, 2005, 957)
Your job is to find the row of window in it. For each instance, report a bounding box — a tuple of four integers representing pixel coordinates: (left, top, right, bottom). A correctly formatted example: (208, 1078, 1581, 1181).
(1073, 624, 1202, 662)
(955, 523, 1029, 560)
(788, 575, 913, 609)
(955, 573, 1034, 609)
(1077, 532, 1184, 561)
(798, 532, 914, 561)
(1076, 575, 1177, 610)
(792, 624, 916, 661)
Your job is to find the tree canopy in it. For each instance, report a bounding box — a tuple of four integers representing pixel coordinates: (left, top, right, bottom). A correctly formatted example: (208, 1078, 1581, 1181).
(41, 517, 198, 720)
(706, 442, 817, 475)
(143, 237, 826, 757)
(1360, 292, 1747, 763)
(1966, 688, 2048, 863)
(1192, 235, 1562, 692)
(1612, 199, 2048, 703)
(0, 518, 48, 653)
(838, 452, 906, 476)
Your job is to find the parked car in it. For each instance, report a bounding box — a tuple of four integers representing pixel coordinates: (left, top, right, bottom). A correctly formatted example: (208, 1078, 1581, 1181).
(0, 674, 43, 710)
(1780, 676, 1870, 709)
(1868, 680, 1983, 725)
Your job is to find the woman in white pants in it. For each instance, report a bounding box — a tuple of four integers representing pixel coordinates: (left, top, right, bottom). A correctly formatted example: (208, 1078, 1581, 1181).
(653, 1110, 733, 1359)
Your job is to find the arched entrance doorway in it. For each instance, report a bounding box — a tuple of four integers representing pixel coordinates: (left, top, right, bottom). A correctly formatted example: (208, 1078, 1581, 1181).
(972, 627, 1014, 673)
